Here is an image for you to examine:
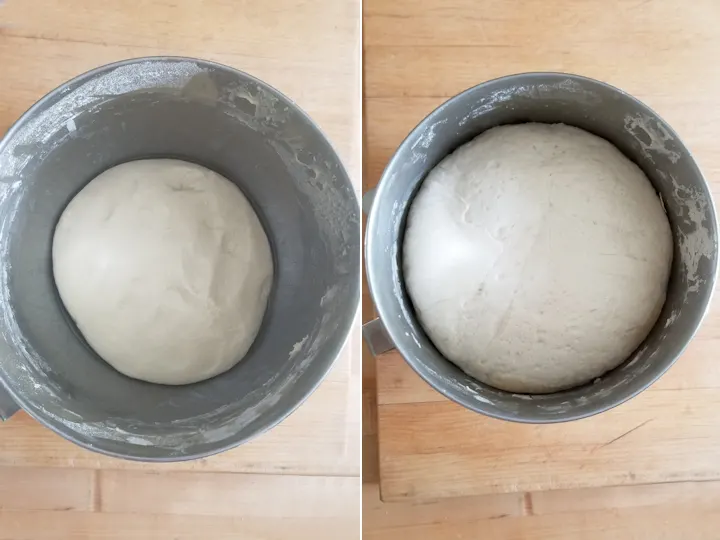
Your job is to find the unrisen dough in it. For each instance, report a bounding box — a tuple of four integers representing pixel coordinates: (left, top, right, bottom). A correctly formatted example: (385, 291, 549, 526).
(403, 124, 672, 394)
(53, 159, 273, 385)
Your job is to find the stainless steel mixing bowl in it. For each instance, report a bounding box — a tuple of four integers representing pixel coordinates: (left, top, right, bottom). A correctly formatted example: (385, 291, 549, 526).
(364, 72, 718, 423)
(0, 57, 360, 459)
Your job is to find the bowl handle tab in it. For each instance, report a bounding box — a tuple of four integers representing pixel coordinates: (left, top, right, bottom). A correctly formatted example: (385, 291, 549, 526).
(363, 318, 395, 356)
(0, 385, 19, 420)
(362, 188, 376, 215)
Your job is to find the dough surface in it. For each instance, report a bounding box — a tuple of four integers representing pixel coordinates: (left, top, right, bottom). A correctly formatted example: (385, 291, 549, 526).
(403, 123, 672, 393)
(53, 159, 273, 385)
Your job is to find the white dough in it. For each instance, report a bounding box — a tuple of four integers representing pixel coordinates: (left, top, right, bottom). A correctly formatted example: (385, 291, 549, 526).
(403, 124, 673, 394)
(53, 159, 273, 385)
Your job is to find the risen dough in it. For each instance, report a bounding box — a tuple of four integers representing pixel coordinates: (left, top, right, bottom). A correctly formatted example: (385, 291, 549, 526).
(403, 124, 672, 393)
(53, 159, 273, 385)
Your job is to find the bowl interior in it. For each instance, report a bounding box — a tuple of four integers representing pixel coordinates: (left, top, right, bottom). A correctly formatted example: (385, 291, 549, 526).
(367, 73, 718, 422)
(0, 58, 360, 458)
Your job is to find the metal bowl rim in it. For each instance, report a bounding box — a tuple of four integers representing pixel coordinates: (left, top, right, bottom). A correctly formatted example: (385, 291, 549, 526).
(365, 71, 719, 423)
(0, 55, 361, 460)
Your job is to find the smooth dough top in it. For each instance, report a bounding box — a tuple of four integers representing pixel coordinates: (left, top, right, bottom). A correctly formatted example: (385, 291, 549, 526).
(53, 159, 274, 385)
(403, 123, 673, 393)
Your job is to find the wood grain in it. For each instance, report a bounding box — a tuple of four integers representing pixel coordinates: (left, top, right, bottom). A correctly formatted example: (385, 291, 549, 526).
(363, 483, 720, 540)
(0, 510, 356, 540)
(0, 0, 360, 538)
(0, 468, 360, 539)
(363, 0, 720, 536)
(378, 366, 720, 500)
(0, 466, 95, 511)
(364, 0, 719, 48)
(99, 470, 360, 518)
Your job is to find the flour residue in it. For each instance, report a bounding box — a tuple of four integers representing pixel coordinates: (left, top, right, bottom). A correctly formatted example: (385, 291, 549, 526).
(624, 113, 682, 164)
(320, 285, 339, 307)
(0, 60, 209, 448)
(459, 86, 521, 127)
(664, 172, 715, 296)
(458, 78, 600, 127)
(219, 81, 289, 133)
(664, 309, 680, 328)
(0, 59, 358, 454)
(390, 194, 410, 321)
(619, 344, 649, 373)
(0, 61, 204, 179)
(288, 335, 309, 359)
(216, 73, 357, 275)
(410, 119, 447, 164)
(0, 178, 82, 433)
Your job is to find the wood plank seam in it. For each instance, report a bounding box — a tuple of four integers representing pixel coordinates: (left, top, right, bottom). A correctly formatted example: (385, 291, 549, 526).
(92, 469, 101, 512)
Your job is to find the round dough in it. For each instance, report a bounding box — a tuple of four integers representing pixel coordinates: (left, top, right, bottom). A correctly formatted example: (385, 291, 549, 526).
(53, 159, 273, 385)
(403, 123, 672, 394)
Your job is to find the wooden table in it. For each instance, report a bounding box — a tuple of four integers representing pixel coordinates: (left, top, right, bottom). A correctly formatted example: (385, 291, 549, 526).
(0, 1, 361, 538)
(363, 0, 720, 537)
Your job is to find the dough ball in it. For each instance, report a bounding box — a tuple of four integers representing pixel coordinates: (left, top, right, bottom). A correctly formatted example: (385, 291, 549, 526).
(53, 159, 273, 385)
(403, 124, 672, 394)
